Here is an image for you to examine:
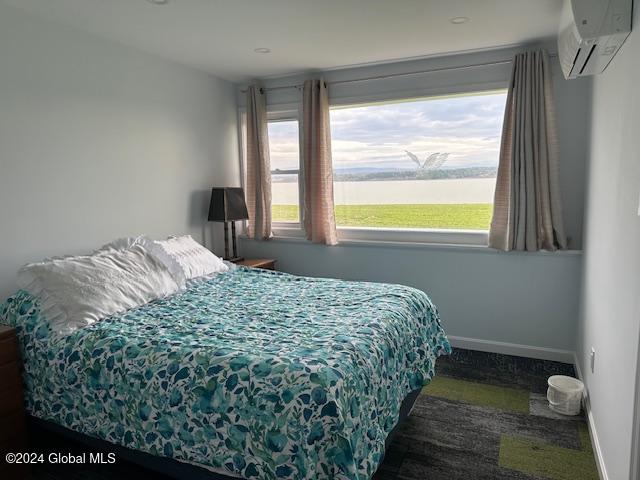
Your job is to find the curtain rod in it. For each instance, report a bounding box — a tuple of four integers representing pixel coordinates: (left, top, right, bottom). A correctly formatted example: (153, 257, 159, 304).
(241, 52, 558, 94)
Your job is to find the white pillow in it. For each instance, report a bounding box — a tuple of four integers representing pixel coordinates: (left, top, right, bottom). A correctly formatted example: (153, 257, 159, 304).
(18, 245, 180, 335)
(95, 235, 149, 252)
(151, 235, 228, 280)
(96, 235, 186, 288)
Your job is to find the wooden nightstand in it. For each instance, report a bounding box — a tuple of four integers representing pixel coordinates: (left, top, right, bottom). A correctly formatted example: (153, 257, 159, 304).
(0, 325, 28, 479)
(234, 258, 276, 270)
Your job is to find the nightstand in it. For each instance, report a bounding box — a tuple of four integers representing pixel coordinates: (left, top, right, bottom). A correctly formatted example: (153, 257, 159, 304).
(234, 258, 276, 270)
(0, 325, 28, 479)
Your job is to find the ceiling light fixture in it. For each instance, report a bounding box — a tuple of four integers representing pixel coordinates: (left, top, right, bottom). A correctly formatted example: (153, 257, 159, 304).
(450, 16, 470, 24)
(146, 0, 169, 5)
(254, 48, 271, 54)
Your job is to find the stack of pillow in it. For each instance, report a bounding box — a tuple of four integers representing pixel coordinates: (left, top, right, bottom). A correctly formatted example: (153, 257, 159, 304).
(17, 235, 228, 335)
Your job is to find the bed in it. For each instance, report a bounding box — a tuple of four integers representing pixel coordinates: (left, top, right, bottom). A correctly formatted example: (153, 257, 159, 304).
(1, 266, 450, 480)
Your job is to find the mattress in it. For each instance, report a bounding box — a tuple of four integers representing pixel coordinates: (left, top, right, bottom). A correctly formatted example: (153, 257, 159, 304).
(1, 267, 450, 479)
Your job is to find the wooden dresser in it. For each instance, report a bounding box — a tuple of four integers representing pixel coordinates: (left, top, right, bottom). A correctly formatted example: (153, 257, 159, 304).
(0, 326, 28, 479)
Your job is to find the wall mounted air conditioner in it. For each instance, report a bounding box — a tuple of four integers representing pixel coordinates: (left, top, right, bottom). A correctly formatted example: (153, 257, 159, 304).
(558, 0, 633, 79)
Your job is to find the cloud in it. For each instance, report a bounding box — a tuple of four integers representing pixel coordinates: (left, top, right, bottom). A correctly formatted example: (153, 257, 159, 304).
(268, 92, 507, 170)
(268, 121, 299, 170)
(332, 136, 500, 169)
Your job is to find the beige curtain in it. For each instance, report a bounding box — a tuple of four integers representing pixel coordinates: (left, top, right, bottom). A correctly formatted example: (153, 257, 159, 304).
(489, 49, 567, 251)
(245, 85, 272, 240)
(302, 79, 338, 245)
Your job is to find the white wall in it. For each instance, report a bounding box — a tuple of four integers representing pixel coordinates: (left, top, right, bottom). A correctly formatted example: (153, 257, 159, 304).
(577, 8, 640, 479)
(0, 4, 240, 299)
(239, 45, 591, 354)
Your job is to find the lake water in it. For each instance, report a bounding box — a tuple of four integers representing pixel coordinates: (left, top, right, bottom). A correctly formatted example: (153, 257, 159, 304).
(272, 178, 497, 205)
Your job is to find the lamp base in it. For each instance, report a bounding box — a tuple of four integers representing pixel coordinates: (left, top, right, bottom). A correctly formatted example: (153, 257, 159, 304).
(223, 222, 243, 263)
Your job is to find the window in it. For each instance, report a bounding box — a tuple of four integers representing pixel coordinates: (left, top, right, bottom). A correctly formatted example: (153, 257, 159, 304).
(330, 91, 507, 232)
(268, 116, 301, 225)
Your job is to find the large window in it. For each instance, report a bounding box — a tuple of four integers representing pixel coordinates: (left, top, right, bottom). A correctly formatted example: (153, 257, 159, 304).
(268, 117, 300, 224)
(330, 91, 507, 231)
(261, 90, 507, 240)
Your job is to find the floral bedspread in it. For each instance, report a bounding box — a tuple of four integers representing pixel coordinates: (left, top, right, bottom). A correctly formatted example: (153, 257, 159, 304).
(1, 267, 450, 479)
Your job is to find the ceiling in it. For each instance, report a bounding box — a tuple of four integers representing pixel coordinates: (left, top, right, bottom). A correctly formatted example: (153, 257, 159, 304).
(2, 0, 563, 82)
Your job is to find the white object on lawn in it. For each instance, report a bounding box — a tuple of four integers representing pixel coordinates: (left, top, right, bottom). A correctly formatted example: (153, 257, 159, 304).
(547, 375, 584, 416)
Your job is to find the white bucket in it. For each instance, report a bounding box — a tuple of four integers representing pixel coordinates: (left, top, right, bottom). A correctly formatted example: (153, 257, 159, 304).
(547, 375, 584, 416)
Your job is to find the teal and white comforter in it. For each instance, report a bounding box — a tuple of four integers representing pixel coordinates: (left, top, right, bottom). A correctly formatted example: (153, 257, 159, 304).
(1, 267, 450, 479)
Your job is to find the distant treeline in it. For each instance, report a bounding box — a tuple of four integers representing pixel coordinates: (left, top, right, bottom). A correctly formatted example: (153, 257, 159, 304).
(272, 167, 498, 183)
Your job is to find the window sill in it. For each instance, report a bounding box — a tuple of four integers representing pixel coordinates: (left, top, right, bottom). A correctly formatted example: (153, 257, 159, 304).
(271, 224, 487, 245)
(337, 226, 488, 245)
(243, 225, 583, 256)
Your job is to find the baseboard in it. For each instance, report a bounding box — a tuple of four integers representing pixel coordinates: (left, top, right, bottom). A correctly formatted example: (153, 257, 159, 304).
(448, 336, 575, 363)
(573, 353, 609, 480)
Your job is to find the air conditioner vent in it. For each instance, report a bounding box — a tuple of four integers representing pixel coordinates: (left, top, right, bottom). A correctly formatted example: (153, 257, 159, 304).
(557, 0, 632, 79)
(579, 44, 597, 75)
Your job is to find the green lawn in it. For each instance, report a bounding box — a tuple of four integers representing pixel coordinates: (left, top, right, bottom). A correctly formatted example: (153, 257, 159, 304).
(272, 204, 493, 230)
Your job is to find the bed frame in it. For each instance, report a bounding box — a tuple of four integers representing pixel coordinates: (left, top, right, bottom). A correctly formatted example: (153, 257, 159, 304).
(30, 388, 421, 480)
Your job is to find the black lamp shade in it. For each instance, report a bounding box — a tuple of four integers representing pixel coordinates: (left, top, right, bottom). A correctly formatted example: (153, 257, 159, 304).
(208, 187, 249, 222)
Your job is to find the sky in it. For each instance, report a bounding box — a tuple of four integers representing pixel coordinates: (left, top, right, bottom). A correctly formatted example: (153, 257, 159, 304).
(267, 90, 507, 171)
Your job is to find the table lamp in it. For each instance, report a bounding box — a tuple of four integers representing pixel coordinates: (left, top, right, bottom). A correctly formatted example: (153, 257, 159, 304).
(208, 187, 249, 261)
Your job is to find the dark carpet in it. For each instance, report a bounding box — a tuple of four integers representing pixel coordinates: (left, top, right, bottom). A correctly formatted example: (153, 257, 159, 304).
(374, 349, 597, 480)
(26, 348, 598, 480)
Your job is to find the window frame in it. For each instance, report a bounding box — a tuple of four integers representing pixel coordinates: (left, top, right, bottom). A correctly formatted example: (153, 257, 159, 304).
(326, 88, 505, 245)
(267, 108, 304, 230)
(238, 105, 305, 236)
(239, 88, 506, 247)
